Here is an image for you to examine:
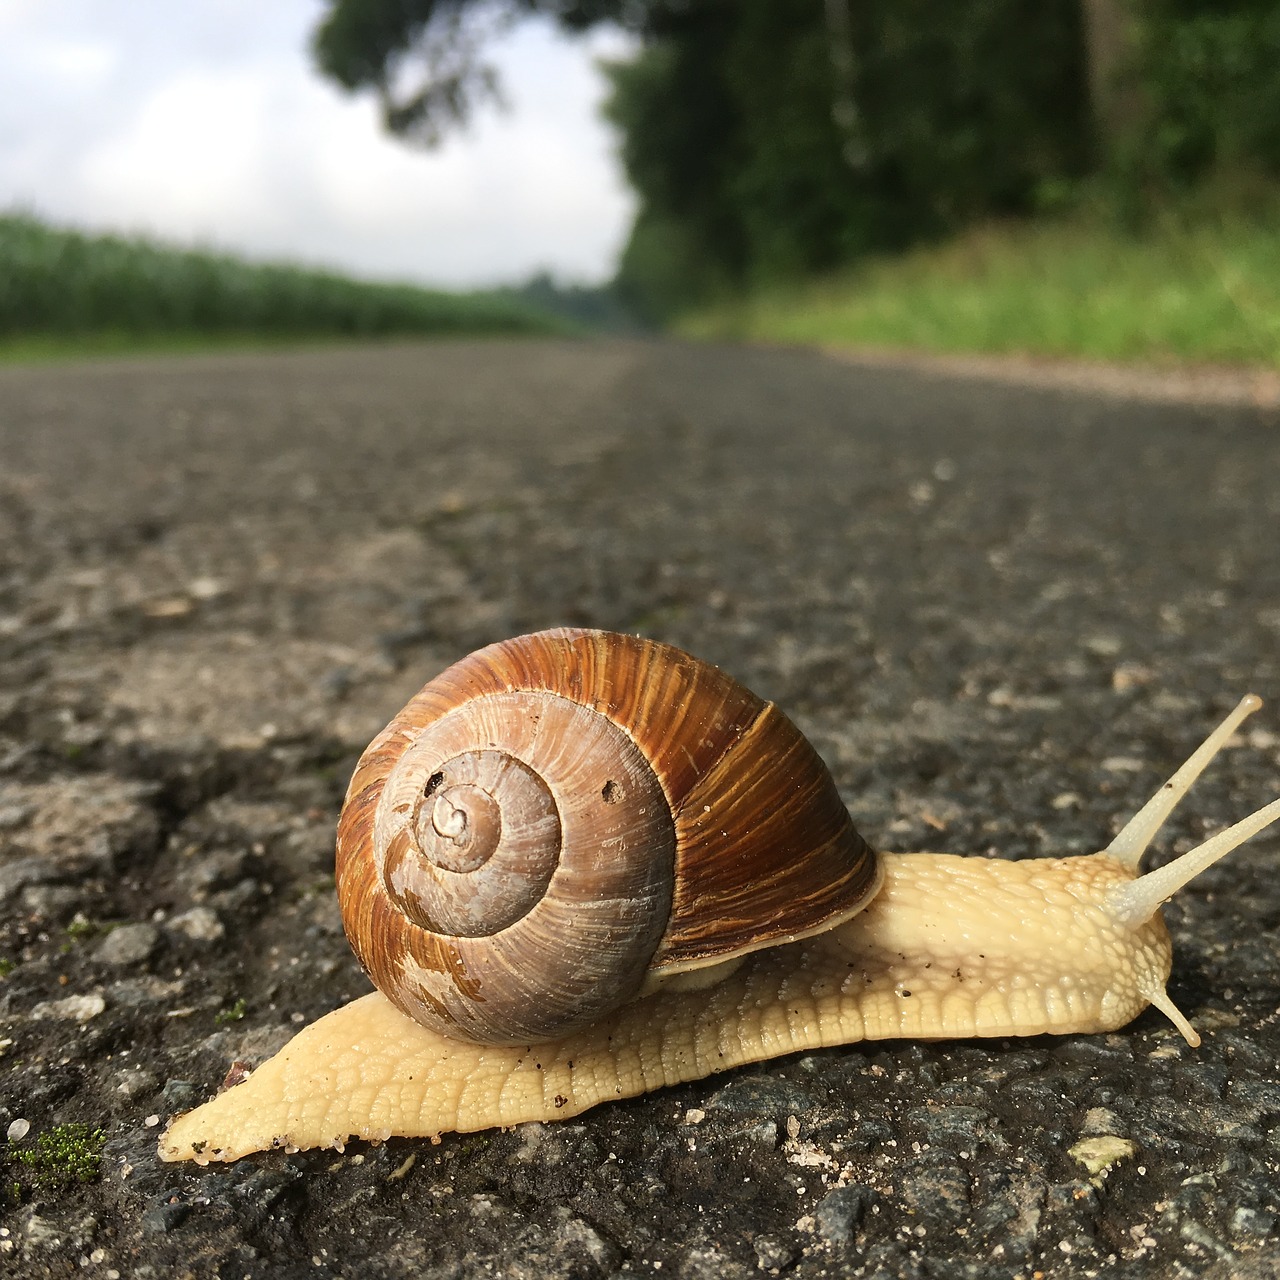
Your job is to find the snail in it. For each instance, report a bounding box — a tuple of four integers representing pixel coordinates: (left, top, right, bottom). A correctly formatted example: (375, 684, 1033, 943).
(159, 628, 1280, 1164)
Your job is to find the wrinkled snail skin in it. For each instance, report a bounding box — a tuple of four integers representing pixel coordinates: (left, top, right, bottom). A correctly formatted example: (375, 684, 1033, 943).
(157, 852, 1173, 1164)
(158, 630, 1280, 1164)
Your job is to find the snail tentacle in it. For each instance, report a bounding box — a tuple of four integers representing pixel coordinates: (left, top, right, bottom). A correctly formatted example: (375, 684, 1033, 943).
(1104, 693, 1262, 870)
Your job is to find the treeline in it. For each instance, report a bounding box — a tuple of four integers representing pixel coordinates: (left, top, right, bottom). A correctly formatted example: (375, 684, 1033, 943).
(0, 213, 562, 342)
(602, 0, 1091, 319)
(314, 0, 1280, 320)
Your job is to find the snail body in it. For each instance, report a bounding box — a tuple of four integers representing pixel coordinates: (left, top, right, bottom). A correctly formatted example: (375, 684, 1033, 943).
(160, 630, 1280, 1164)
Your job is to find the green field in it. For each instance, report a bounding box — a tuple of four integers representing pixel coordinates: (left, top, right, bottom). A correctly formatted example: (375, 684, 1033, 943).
(10, 205, 1278, 370)
(682, 208, 1280, 369)
(0, 213, 565, 359)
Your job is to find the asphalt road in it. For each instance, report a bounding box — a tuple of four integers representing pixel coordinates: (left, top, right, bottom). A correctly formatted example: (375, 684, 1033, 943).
(1, 339, 1278, 1278)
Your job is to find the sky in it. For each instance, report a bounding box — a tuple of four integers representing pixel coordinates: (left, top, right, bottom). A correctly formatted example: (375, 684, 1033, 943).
(0, 0, 637, 288)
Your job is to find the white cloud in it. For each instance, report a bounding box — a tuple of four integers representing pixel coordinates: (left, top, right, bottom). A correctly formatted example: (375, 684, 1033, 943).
(0, 2, 636, 286)
(81, 70, 281, 233)
(29, 38, 117, 85)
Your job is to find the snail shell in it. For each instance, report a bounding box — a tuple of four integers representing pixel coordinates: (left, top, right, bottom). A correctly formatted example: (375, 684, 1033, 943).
(336, 628, 879, 1044)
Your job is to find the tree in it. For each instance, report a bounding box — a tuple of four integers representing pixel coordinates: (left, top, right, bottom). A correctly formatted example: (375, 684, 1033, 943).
(311, 0, 1095, 318)
(605, 0, 1092, 313)
(1079, 0, 1144, 151)
(313, 1, 665, 143)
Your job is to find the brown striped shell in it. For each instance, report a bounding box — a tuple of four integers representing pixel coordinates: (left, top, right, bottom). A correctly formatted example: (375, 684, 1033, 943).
(336, 628, 880, 1045)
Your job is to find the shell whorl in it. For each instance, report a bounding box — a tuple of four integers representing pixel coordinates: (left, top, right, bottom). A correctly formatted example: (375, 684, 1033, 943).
(336, 629, 879, 1045)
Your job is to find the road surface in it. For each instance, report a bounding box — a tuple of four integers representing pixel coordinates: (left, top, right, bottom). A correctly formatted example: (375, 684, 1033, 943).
(1, 339, 1278, 1278)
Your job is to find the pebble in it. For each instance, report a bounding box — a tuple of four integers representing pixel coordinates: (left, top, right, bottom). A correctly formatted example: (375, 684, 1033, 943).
(20, 884, 86, 916)
(162, 1079, 201, 1112)
(713, 1118, 777, 1149)
(7, 1117, 29, 1141)
(898, 1155, 971, 1229)
(0, 857, 55, 904)
(0, 801, 35, 830)
(1179, 1218, 1233, 1260)
(466, 1211, 620, 1280)
(903, 1103, 999, 1150)
(1, 777, 159, 871)
(189, 849, 251, 894)
(678, 1246, 753, 1280)
(141, 1201, 189, 1235)
(94, 923, 160, 967)
(706, 1075, 817, 1117)
(115, 1068, 160, 1101)
(814, 1183, 873, 1245)
(107, 977, 186, 1009)
(553, 1216, 618, 1272)
(972, 1167, 1047, 1260)
(29, 993, 106, 1022)
(22, 1210, 98, 1251)
(1224, 1076, 1280, 1119)
(167, 906, 225, 942)
(1068, 1135, 1138, 1178)
(187, 576, 224, 600)
(1046, 1181, 1097, 1225)
(1056, 1037, 1134, 1067)
(1231, 1205, 1276, 1240)
(828, 1112, 894, 1154)
(208, 878, 265, 914)
(1079, 1106, 1125, 1136)
(752, 1233, 797, 1271)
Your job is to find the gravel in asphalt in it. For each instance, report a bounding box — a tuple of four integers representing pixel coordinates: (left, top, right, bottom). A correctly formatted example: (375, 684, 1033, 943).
(0, 339, 1278, 1278)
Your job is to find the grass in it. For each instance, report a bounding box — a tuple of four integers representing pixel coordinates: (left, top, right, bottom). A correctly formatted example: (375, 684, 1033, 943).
(0, 328, 436, 366)
(215, 996, 248, 1025)
(681, 207, 1280, 368)
(8, 1123, 107, 1195)
(0, 212, 568, 360)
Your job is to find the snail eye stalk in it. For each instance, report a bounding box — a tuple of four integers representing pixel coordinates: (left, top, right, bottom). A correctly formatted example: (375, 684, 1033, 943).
(1107, 785, 1280, 1050)
(1105, 693, 1263, 871)
(1094, 694, 1279, 1048)
(1106, 795, 1280, 932)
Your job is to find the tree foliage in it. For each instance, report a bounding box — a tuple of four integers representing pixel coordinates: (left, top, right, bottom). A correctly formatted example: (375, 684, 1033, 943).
(603, 0, 1091, 317)
(312, 0, 1280, 318)
(1130, 0, 1280, 188)
(313, 1, 664, 142)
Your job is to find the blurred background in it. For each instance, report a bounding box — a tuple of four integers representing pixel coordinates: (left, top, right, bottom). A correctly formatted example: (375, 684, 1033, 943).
(1, 0, 1277, 363)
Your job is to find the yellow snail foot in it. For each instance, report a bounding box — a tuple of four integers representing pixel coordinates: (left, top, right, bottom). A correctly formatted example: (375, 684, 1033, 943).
(159, 852, 1184, 1164)
(158, 955, 836, 1164)
(159, 992, 545, 1163)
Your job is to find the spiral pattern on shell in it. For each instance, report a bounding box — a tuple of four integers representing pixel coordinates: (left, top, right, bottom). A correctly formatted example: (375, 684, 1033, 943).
(336, 629, 879, 1044)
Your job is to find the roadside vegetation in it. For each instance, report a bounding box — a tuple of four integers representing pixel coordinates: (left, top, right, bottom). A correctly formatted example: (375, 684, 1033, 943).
(680, 194, 1280, 367)
(6, 1123, 106, 1200)
(0, 213, 567, 360)
(312, 0, 1280, 371)
(7, 4, 1277, 371)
